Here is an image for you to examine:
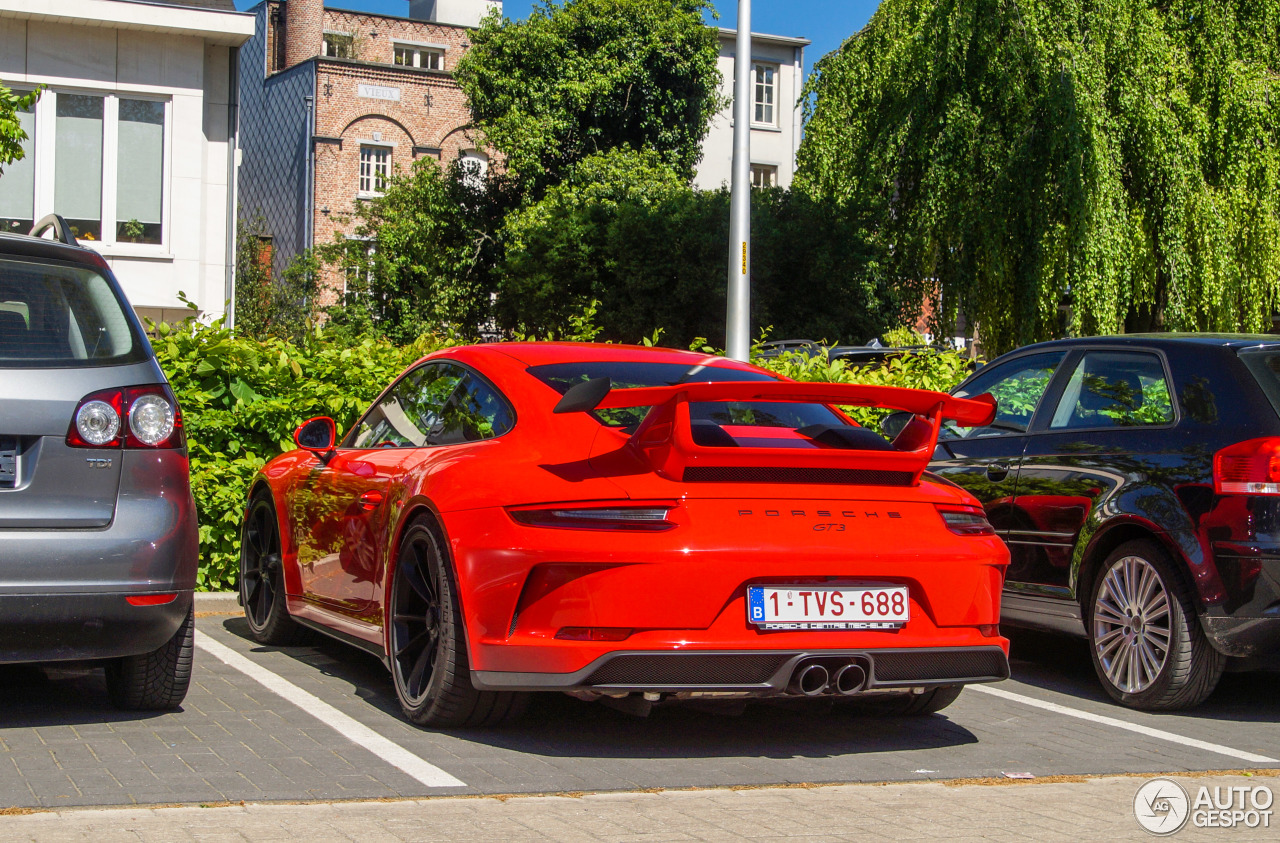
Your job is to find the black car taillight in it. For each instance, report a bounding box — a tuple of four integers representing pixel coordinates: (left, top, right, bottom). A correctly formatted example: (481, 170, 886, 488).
(1214, 438, 1280, 495)
(508, 504, 677, 531)
(67, 385, 183, 449)
(936, 505, 996, 536)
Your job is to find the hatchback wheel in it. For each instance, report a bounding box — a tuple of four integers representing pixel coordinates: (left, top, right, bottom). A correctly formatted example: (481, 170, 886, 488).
(1088, 540, 1224, 710)
(106, 605, 193, 710)
(388, 517, 526, 727)
(241, 494, 308, 646)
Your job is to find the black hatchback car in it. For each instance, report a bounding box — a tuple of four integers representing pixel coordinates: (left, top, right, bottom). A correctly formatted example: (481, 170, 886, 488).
(921, 335, 1280, 710)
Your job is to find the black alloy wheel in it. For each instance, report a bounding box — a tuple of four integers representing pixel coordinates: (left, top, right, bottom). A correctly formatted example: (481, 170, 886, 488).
(240, 494, 308, 646)
(388, 516, 526, 727)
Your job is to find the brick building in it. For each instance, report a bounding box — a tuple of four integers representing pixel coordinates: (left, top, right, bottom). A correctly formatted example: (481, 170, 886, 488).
(237, 0, 499, 306)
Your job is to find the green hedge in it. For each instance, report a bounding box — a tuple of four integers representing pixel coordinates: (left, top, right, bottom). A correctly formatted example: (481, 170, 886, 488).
(156, 319, 972, 590)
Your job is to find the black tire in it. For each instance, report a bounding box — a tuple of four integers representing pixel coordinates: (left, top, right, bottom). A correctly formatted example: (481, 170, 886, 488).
(388, 516, 528, 727)
(240, 493, 309, 646)
(1086, 539, 1224, 710)
(845, 685, 963, 716)
(106, 605, 194, 710)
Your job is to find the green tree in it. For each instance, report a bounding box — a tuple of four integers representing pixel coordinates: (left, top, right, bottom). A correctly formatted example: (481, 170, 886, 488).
(456, 0, 724, 199)
(797, 0, 1280, 354)
(500, 149, 903, 347)
(324, 157, 513, 343)
(0, 81, 39, 174)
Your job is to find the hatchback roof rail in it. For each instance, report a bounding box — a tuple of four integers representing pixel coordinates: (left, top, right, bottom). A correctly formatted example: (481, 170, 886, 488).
(29, 214, 75, 246)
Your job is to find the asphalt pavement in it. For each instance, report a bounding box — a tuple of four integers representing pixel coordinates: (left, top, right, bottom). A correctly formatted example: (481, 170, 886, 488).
(1, 595, 1276, 840)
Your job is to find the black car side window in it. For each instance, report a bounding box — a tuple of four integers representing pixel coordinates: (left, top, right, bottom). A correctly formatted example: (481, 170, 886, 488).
(1047, 351, 1174, 429)
(349, 363, 514, 450)
(946, 352, 1064, 438)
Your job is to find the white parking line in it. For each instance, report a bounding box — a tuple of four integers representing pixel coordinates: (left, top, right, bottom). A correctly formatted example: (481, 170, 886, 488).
(195, 632, 467, 789)
(971, 684, 1278, 764)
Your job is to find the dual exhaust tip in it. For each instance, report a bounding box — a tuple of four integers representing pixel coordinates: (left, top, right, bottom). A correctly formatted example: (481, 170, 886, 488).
(788, 660, 868, 696)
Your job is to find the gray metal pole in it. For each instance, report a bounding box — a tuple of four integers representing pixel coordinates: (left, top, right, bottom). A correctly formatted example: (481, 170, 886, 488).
(725, 0, 752, 361)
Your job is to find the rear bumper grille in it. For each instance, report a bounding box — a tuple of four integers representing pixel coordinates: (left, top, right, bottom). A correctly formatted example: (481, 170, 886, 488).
(586, 654, 789, 686)
(472, 646, 1010, 692)
(872, 649, 1010, 684)
(682, 467, 914, 486)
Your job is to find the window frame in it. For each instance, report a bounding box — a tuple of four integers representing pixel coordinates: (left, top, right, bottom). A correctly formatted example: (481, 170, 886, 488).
(1034, 346, 1180, 434)
(342, 359, 517, 450)
(357, 143, 392, 197)
(392, 42, 445, 70)
(947, 350, 1068, 439)
(751, 62, 779, 127)
(1, 88, 172, 254)
(750, 164, 778, 188)
(322, 31, 355, 59)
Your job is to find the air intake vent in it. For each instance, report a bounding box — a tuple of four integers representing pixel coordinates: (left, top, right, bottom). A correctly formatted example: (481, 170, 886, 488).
(586, 654, 789, 686)
(872, 649, 1008, 683)
(683, 466, 914, 486)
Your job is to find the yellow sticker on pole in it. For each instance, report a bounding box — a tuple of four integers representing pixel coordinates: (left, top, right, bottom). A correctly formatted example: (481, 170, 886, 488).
(741, 241, 747, 275)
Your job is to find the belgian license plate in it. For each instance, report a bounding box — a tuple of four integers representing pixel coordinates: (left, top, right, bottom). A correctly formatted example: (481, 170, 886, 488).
(747, 584, 909, 630)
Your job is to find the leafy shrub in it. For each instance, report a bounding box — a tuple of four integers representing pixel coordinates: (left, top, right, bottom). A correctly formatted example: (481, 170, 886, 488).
(154, 316, 449, 590)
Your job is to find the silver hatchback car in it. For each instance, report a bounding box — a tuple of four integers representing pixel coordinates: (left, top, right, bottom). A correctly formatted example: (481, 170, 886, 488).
(0, 217, 197, 709)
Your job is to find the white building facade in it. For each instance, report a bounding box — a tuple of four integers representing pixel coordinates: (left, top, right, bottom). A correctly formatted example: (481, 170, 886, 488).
(694, 28, 809, 192)
(0, 0, 254, 324)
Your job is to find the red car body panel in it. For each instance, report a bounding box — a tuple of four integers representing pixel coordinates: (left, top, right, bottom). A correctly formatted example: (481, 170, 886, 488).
(251, 343, 1011, 694)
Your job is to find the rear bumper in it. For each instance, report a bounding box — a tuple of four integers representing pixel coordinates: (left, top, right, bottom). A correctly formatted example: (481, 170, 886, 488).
(472, 645, 1010, 693)
(0, 591, 192, 664)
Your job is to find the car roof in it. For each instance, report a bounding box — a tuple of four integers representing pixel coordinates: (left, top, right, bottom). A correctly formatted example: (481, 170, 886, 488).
(1006, 333, 1280, 353)
(0, 231, 104, 268)
(480, 341, 764, 372)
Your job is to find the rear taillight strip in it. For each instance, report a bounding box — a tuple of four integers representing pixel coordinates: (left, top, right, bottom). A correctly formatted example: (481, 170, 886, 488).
(66, 385, 183, 450)
(936, 505, 996, 536)
(1215, 438, 1280, 496)
(508, 504, 677, 531)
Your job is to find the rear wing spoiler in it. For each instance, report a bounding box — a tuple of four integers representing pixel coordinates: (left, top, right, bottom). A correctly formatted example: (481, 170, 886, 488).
(554, 378, 997, 486)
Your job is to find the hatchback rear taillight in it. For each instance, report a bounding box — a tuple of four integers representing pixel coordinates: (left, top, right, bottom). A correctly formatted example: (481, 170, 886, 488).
(1214, 438, 1280, 495)
(936, 505, 996, 536)
(66, 385, 183, 449)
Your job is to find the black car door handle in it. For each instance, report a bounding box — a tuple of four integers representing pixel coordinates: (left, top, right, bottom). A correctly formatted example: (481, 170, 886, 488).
(986, 463, 1010, 482)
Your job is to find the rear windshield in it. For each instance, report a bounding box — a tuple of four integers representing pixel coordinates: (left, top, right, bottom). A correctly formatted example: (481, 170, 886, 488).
(0, 256, 146, 368)
(1240, 350, 1280, 418)
(527, 360, 850, 431)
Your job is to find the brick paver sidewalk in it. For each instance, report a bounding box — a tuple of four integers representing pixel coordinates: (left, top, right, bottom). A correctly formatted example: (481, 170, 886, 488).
(3, 773, 1271, 842)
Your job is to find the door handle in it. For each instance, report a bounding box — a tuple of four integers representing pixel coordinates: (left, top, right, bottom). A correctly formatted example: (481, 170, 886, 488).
(358, 490, 384, 511)
(986, 463, 1010, 482)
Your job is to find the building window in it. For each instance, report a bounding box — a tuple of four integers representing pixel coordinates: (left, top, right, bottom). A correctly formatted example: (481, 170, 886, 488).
(359, 145, 391, 195)
(753, 63, 777, 126)
(0, 90, 168, 246)
(323, 32, 354, 59)
(0, 92, 35, 235)
(393, 44, 444, 70)
(751, 165, 778, 188)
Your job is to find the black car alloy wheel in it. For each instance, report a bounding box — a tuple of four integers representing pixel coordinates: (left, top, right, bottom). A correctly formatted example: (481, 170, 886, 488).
(1088, 539, 1224, 710)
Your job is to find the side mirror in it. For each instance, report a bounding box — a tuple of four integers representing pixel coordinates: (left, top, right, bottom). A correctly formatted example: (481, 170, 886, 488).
(879, 410, 912, 440)
(294, 416, 337, 454)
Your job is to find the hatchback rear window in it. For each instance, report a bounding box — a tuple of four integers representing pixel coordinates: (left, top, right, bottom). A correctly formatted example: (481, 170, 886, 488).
(0, 256, 145, 368)
(528, 360, 851, 432)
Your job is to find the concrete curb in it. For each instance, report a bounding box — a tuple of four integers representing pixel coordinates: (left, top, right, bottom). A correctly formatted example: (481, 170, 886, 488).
(194, 591, 240, 613)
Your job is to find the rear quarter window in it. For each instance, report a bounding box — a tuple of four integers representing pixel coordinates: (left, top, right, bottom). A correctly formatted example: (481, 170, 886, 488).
(0, 255, 146, 368)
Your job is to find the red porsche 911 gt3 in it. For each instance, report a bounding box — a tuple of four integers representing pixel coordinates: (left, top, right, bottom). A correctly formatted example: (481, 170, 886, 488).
(239, 343, 1010, 727)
